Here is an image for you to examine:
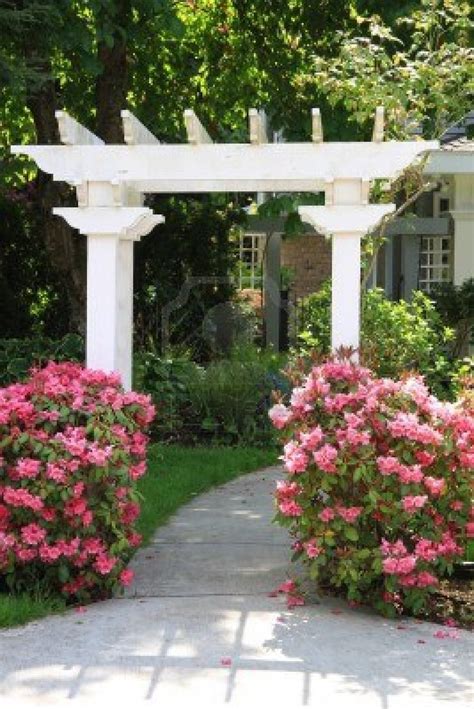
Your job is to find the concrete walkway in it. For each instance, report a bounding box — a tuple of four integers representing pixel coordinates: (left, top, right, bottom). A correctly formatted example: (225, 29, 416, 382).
(0, 466, 472, 708)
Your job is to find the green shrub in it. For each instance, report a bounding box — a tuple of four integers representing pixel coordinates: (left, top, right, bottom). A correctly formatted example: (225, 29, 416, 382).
(186, 358, 275, 445)
(431, 279, 474, 358)
(0, 334, 84, 386)
(134, 352, 199, 442)
(137, 345, 288, 445)
(298, 282, 455, 397)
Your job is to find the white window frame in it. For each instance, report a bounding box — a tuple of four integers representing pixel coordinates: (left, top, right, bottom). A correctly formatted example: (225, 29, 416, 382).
(239, 231, 265, 289)
(418, 235, 453, 293)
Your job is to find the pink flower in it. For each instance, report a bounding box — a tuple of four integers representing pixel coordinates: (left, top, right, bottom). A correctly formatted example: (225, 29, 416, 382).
(275, 480, 302, 499)
(290, 387, 313, 414)
(94, 555, 117, 575)
(87, 444, 112, 467)
(388, 412, 443, 445)
(269, 404, 292, 430)
(119, 569, 134, 586)
(39, 544, 62, 563)
(376, 456, 400, 476)
(415, 539, 438, 562)
(313, 444, 338, 474)
(337, 506, 363, 524)
(82, 511, 93, 527)
(15, 458, 41, 479)
(415, 450, 436, 468)
(283, 441, 308, 474)
(278, 500, 303, 517)
(459, 452, 474, 468)
(397, 464, 424, 484)
(20, 523, 46, 546)
(382, 555, 416, 575)
(299, 427, 324, 451)
(466, 522, 474, 538)
(46, 463, 67, 483)
(0, 505, 10, 530)
(127, 531, 142, 547)
(402, 495, 428, 514)
(380, 539, 408, 557)
(318, 507, 335, 523)
(416, 571, 438, 587)
(64, 498, 87, 517)
(16, 547, 37, 562)
(437, 532, 462, 556)
(119, 502, 140, 525)
(277, 579, 296, 594)
(3, 488, 43, 511)
(129, 461, 146, 480)
(423, 476, 445, 497)
(83, 537, 105, 555)
(304, 538, 322, 558)
(287, 594, 305, 609)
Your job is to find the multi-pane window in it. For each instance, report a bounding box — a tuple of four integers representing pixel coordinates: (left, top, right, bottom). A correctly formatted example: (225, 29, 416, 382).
(418, 236, 452, 293)
(239, 232, 265, 289)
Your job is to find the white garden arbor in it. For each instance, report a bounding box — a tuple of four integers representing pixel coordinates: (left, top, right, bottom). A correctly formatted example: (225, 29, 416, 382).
(12, 108, 438, 389)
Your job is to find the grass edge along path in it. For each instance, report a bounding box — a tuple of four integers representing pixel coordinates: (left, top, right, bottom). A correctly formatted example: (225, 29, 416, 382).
(0, 444, 278, 629)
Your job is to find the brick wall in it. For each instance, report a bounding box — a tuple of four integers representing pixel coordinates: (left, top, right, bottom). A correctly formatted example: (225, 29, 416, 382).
(281, 233, 331, 302)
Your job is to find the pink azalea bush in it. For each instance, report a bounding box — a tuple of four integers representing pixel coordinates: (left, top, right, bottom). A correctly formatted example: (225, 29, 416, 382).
(269, 358, 473, 617)
(0, 362, 155, 601)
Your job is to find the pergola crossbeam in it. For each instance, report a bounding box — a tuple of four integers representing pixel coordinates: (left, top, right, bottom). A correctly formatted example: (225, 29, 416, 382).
(312, 108, 323, 143)
(184, 109, 212, 144)
(121, 110, 160, 145)
(249, 108, 268, 144)
(372, 106, 384, 143)
(55, 110, 104, 146)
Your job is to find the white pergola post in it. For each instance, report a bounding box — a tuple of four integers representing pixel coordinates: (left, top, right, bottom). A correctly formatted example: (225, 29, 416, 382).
(55, 207, 164, 389)
(331, 232, 361, 351)
(299, 201, 395, 355)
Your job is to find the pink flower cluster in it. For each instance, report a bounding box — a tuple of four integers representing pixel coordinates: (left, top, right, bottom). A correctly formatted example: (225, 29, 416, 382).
(270, 358, 473, 617)
(318, 505, 362, 524)
(0, 362, 154, 601)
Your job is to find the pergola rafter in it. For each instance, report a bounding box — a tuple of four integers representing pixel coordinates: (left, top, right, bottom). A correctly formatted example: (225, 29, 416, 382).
(12, 107, 438, 388)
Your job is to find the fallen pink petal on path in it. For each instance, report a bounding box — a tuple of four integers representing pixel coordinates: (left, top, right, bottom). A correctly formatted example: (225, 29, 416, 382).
(220, 657, 232, 667)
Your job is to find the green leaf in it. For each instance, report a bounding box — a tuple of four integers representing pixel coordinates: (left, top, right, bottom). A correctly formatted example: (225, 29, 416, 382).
(345, 527, 359, 542)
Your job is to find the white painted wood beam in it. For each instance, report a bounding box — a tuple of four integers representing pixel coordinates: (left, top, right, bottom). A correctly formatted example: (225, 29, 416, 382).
(298, 204, 395, 237)
(312, 108, 323, 143)
(372, 106, 384, 143)
(11, 141, 439, 191)
(249, 108, 268, 144)
(55, 110, 104, 145)
(121, 110, 160, 145)
(184, 109, 212, 144)
(53, 207, 164, 239)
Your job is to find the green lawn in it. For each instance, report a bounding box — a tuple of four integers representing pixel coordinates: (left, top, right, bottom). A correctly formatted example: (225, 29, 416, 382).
(0, 444, 277, 629)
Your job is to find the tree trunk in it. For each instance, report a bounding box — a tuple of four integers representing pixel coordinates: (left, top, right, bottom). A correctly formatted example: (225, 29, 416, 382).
(95, 0, 132, 143)
(26, 63, 87, 334)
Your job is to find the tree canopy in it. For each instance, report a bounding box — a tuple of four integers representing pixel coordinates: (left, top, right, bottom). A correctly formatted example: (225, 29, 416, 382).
(0, 0, 472, 341)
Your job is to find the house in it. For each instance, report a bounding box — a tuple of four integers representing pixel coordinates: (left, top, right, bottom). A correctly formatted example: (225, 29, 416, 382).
(239, 111, 474, 349)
